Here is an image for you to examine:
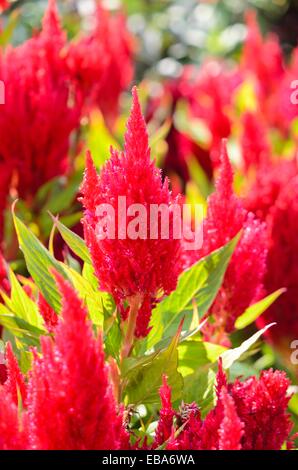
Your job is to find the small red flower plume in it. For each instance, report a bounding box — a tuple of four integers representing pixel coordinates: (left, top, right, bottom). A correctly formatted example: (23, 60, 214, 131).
(156, 363, 291, 451)
(25, 274, 125, 450)
(37, 293, 58, 333)
(153, 375, 175, 448)
(0, 0, 81, 200)
(67, 4, 134, 127)
(184, 142, 267, 345)
(241, 11, 284, 103)
(81, 87, 182, 338)
(0, 273, 128, 450)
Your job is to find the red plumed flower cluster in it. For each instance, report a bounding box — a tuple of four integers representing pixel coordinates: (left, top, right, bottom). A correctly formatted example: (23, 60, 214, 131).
(154, 362, 292, 450)
(184, 143, 267, 345)
(0, 0, 133, 243)
(66, 4, 134, 127)
(0, 0, 82, 201)
(0, 274, 127, 450)
(81, 87, 182, 337)
(245, 159, 298, 350)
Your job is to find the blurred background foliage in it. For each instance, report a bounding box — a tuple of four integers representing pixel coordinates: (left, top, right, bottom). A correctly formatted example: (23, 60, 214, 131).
(2, 0, 298, 81)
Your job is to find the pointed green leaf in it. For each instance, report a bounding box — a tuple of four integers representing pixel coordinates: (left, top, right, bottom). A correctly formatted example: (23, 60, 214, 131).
(235, 288, 286, 330)
(221, 322, 276, 369)
(123, 324, 183, 405)
(13, 212, 68, 312)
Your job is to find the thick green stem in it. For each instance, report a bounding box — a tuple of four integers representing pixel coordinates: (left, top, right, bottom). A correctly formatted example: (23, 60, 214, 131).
(120, 294, 142, 362)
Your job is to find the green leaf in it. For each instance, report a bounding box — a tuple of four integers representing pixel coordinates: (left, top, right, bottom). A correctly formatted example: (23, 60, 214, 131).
(220, 322, 276, 370)
(8, 270, 44, 329)
(123, 323, 183, 405)
(63, 265, 106, 328)
(13, 211, 68, 313)
(147, 234, 240, 350)
(234, 288, 286, 330)
(51, 216, 92, 264)
(0, 307, 45, 347)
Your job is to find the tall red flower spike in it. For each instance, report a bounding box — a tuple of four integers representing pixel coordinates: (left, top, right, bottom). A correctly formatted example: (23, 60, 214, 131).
(81, 87, 182, 337)
(3, 342, 27, 406)
(217, 388, 244, 450)
(240, 112, 271, 171)
(153, 375, 176, 448)
(25, 274, 126, 450)
(37, 293, 58, 333)
(67, 4, 134, 127)
(0, 389, 27, 450)
(184, 142, 267, 345)
(0, 0, 81, 200)
(241, 11, 284, 104)
(244, 159, 298, 351)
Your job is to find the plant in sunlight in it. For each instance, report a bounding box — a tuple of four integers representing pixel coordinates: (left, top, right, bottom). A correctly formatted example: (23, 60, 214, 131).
(0, 0, 297, 453)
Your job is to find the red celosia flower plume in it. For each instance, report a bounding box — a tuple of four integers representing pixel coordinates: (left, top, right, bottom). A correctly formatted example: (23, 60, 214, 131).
(156, 363, 291, 451)
(0, 0, 81, 200)
(0, 273, 128, 450)
(3, 342, 27, 407)
(37, 293, 58, 333)
(153, 375, 175, 448)
(67, 4, 134, 127)
(81, 87, 182, 337)
(230, 369, 292, 450)
(0, 390, 27, 450)
(184, 142, 267, 345)
(241, 11, 284, 105)
(244, 159, 298, 350)
(0, 1, 9, 13)
(240, 112, 271, 171)
(25, 273, 125, 450)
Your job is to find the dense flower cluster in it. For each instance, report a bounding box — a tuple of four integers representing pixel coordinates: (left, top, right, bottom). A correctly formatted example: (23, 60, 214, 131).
(183, 143, 267, 345)
(66, 4, 134, 127)
(81, 87, 182, 338)
(0, 1, 297, 452)
(153, 363, 292, 450)
(0, 0, 81, 201)
(245, 160, 298, 350)
(0, 0, 133, 243)
(0, 274, 126, 450)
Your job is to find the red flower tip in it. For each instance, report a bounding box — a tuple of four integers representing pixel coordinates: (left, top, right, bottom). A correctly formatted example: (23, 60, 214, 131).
(4, 342, 27, 407)
(125, 87, 150, 163)
(218, 387, 244, 450)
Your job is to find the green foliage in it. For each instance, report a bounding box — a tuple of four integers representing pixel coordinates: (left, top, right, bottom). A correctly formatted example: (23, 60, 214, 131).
(147, 233, 240, 350)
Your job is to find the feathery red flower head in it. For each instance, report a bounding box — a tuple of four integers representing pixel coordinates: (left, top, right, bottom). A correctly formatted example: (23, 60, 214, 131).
(67, 4, 134, 126)
(244, 159, 298, 349)
(241, 112, 271, 171)
(81, 87, 182, 337)
(184, 142, 267, 344)
(242, 11, 284, 101)
(0, 274, 127, 450)
(25, 273, 124, 449)
(0, 0, 81, 200)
